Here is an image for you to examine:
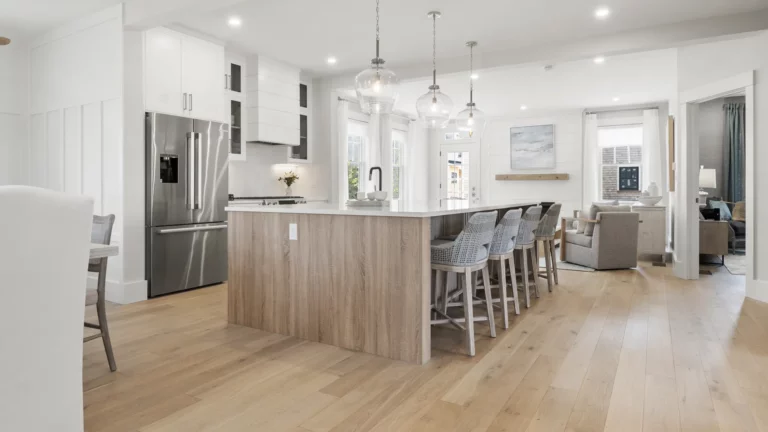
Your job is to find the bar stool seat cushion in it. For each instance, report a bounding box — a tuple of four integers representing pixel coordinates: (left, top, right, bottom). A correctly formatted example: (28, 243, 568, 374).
(430, 240, 488, 265)
(565, 230, 593, 248)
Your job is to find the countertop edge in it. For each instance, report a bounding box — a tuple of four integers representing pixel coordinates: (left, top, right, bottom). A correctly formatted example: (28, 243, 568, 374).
(225, 202, 539, 218)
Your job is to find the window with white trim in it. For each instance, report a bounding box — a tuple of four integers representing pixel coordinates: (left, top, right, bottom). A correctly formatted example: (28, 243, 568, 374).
(598, 125, 643, 201)
(347, 120, 368, 200)
(391, 129, 407, 201)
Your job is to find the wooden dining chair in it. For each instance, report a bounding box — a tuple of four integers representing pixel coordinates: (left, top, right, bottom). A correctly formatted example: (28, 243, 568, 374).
(85, 214, 117, 372)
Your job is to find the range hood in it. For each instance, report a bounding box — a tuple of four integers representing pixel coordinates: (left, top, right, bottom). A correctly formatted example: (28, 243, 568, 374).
(245, 55, 300, 147)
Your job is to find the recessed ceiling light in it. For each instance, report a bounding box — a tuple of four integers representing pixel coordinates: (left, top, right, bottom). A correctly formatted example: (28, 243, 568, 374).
(470, 73, 479, 80)
(326, 56, 337, 65)
(520, 105, 528, 111)
(227, 16, 242, 28)
(594, 7, 611, 19)
(593, 56, 606, 64)
(613, 97, 620, 102)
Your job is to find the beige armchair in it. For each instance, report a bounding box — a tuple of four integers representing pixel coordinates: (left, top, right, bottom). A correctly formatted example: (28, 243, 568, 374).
(560, 212, 640, 270)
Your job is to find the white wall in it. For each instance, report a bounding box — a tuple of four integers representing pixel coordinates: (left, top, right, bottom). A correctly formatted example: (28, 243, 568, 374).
(483, 111, 583, 217)
(24, 6, 137, 302)
(0, 40, 29, 185)
(676, 32, 768, 301)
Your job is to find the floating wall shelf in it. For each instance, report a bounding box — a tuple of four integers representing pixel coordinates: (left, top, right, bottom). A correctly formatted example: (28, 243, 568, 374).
(495, 173, 570, 181)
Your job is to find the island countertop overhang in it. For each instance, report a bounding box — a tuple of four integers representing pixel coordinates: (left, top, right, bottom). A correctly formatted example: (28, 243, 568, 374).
(225, 200, 540, 218)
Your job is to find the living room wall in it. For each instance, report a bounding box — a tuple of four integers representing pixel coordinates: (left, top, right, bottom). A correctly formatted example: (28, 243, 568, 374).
(483, 110, 584, 219)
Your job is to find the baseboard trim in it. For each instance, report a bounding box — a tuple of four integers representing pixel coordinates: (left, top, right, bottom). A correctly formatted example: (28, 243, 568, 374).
(88, 275, 148, 304)
(746, 278, 768, 304)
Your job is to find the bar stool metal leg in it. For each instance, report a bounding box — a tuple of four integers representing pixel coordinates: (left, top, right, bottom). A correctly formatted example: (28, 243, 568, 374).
(481, 265, 496, 338)
(463, 270, 475, 356)
(509, 255, 520, 315)
(550, 239, 559, 285)
(498, 258, 509, 328)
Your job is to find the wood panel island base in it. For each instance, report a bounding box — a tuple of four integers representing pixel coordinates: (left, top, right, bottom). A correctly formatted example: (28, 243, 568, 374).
(226, 200, 536, 364)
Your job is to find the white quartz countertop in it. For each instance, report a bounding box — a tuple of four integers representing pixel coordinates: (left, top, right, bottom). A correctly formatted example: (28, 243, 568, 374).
(226, 199, 539, 218)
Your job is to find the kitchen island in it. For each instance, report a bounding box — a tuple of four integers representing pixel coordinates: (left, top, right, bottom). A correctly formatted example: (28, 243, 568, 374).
(226, 200, 537, 364)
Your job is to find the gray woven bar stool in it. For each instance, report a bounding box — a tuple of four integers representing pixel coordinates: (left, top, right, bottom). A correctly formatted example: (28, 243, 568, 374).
(85, 214, 117, 372)
(486, 209, 523, 329)
(430, 211, 498, 356)
(535, 203, 562, 292)
(514, 206, 542, 308)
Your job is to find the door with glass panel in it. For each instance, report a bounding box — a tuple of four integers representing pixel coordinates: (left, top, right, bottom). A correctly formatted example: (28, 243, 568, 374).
(440, 144, 480, 204)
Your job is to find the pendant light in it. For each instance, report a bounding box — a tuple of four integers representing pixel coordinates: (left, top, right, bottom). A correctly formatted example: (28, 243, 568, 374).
(456, 41, 486, 137)
(416, 11, 453, 128)
(355, 0, 399, 114)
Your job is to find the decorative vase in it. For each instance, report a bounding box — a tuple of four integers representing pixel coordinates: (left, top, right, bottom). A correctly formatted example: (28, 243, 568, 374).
(646, 182, 659, 197)
(285, 186, 293, 196)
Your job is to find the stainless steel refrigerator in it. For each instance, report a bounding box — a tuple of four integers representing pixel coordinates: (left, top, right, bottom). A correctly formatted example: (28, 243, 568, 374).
(145, 112, 229, 297)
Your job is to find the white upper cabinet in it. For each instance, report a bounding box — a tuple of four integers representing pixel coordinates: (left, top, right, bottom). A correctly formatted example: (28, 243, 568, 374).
(245, 55, 300, 146)
(144, 27, 225, 123)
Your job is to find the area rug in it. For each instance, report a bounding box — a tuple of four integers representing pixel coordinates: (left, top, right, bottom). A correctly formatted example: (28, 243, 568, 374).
(725, 254, 747, 275)
(539, 256, 594, 272)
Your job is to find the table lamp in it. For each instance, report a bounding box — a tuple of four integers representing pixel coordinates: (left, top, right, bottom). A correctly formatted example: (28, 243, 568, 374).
(699, 166, 717, 204)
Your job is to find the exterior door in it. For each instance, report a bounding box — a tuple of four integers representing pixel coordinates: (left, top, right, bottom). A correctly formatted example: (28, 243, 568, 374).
(440, 144, 481, 204)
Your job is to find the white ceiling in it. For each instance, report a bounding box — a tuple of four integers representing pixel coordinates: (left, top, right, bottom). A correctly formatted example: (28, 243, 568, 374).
(392, 48, 678, 117)
(0, 0, 123, 39)
(178, 0, 768, 75)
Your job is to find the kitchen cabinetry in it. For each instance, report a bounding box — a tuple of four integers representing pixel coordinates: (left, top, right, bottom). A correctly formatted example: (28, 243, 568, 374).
(226, 53, 246, 161)
(632, 205, 667, 261)
(288, 81, 311, 162)
(144, 27, 225, 123)
(246, 55, 300, 146)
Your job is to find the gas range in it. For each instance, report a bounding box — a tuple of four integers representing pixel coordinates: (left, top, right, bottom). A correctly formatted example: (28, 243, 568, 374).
(228, 195, 307, 206)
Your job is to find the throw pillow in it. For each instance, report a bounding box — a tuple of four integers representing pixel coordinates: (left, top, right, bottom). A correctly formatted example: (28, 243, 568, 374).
(708, 200, 732, 221)
(584, 204, 631, 236)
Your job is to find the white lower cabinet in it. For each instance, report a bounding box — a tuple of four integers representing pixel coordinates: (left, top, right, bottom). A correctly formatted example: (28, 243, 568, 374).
(632, 205, 667, 260)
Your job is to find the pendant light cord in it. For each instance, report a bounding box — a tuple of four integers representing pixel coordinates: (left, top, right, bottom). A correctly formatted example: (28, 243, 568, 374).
(432, 13, 437, 90)
(469, 43, 474, 111)
(375, 0, 380, 61)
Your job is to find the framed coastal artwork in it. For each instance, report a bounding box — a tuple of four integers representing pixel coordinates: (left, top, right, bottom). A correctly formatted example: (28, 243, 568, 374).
(510, 124, 555, 169)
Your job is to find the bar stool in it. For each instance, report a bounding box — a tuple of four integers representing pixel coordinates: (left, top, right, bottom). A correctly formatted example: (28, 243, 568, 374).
(535, 203, 562, 292)
(515, 206, 542, 307)
(430, 211, 498, 356)
(486, 209, 523, 329)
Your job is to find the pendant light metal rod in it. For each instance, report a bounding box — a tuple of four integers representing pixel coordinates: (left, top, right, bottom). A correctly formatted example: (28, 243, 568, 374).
(427, 11, 441, 94)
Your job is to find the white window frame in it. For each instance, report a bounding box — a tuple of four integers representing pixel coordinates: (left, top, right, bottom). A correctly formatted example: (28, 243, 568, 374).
(346, 117, 369, 200)
(597, 124, 644, 201)
(391, 125, 408, 202)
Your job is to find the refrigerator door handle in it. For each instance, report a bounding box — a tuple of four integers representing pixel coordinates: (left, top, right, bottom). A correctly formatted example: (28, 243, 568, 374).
(157, 223, 228, 235)
(195, 132, 202, 210)
(187, 132, 195, 210)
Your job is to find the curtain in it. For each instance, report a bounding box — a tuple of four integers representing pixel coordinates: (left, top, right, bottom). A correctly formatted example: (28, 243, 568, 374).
(335, 99, 349, 203)
(643, 109, 663, 197)
(583, 113, 599, 209)
(723, 102, 746, 202)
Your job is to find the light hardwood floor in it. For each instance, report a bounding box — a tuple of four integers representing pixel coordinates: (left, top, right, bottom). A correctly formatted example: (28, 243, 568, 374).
(83, 262, 768, 432)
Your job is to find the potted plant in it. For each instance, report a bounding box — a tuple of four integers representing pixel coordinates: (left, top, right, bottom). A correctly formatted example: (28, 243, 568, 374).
(278, 171, 299, 196)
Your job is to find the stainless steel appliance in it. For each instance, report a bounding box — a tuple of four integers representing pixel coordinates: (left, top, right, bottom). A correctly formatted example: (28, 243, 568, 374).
(145, 112, 229, 297)
(228, 195, 307, 206)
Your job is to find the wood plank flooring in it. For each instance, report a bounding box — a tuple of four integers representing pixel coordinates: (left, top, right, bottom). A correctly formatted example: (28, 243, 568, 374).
(83, 262, 767, 432)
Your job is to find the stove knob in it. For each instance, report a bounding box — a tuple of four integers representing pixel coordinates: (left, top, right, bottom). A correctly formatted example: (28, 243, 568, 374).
(261, 200, 267, 205)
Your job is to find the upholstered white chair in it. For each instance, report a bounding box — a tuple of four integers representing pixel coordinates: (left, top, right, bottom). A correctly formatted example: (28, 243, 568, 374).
(0, 186, 93, 432)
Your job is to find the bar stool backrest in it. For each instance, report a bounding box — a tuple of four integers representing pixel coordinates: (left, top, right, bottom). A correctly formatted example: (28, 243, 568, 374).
(489, 209, 523, 255)
(535, 203, 562, 237)
(515, 206, 542, 247)
(433, 211, 498, 266)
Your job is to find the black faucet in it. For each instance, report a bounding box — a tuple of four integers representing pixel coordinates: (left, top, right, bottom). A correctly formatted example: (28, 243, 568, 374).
(369, 166, 382, 192)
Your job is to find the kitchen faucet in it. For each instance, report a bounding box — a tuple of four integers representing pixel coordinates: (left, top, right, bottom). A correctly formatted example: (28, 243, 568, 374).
(369, 166, 383, 192)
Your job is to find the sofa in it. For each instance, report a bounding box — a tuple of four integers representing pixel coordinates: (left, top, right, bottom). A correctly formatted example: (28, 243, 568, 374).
(560, 204, 640, 270)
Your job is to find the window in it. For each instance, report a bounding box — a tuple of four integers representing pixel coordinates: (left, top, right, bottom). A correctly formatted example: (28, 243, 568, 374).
(598, 125, 643, 200)
(347, 120, 368, 200)
(392, 129, 407, 201)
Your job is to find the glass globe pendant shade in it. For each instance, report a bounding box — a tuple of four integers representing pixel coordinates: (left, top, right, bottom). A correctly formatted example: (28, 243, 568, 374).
(456, 104, 486, 137)
(416, 85, 453, 128)
(355, 59, 399, 114)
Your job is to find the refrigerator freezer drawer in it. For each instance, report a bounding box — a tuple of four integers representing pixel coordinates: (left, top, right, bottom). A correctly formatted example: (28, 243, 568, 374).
(148, 222, 228, 297)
